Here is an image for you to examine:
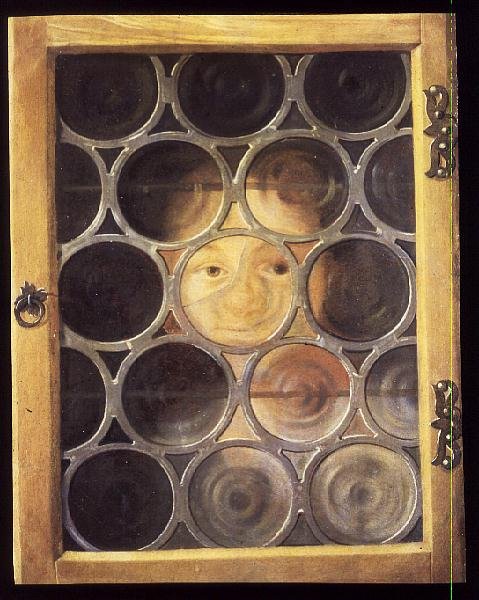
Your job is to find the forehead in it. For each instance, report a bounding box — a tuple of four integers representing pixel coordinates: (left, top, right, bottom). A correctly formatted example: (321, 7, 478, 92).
(187, 236, 282, 264)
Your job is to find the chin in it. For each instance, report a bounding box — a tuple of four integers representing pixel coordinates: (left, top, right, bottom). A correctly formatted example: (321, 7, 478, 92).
(212, 321, 281, 347)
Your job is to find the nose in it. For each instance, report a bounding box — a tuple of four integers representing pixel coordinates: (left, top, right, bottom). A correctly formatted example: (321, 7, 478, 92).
(223, 261, 267, 315)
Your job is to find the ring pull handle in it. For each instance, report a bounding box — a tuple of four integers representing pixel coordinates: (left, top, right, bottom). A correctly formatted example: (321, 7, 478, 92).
(14, 281, 48, 328)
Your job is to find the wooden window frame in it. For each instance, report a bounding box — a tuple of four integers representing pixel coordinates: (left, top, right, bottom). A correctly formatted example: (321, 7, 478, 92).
(9, 13, 464, 584)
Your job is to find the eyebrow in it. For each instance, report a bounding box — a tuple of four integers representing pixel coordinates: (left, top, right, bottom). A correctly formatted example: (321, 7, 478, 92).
(187, 246, 229, 265)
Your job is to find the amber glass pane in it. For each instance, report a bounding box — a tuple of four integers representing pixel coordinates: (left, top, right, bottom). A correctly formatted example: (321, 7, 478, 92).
(68, 449, 173, 550)
(122, 343, 229, 446)
(118, 141, 223, 242)
(56, 54, 158, 140)
(180, 235, 292, 347)
(246, 138, 348, 235)
(304, 53, 406, 132)
(59, 242, 164, 342)
(189, 446, 293, 547)
(178, 54, 284, 137)
(366, 345, 418, 441)
(308, 240, 410, 341)
(364, 136, 415, 232)
(250, 344, 350, 443)
(61, 348, 105, 450)
(309, 444, 417, 544)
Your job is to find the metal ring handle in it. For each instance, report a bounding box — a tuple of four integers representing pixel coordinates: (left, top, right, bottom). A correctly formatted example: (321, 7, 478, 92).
(14, 282, 48, 328)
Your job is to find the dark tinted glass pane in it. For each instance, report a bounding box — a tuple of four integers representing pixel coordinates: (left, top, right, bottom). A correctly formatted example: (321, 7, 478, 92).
(118, 141, 223, 242)
(309, 444, 417, 544)
(59, 242, 163, 342)
(366, 345, 418, 440)
(364, 136, 415, 232)
(178, 54, 284, 137)
(123, 343, 229, 446)
(189, 446, 293, 547)
(68, 450, 173, 549)
(250, 344, 350, 443)
(304, 53, 406, 132)
(56, 55, 158, 140)
(308, 240, 410, 341)
(56, 143, 101, 243)
(61, 348, 105, 450)
(246, 138, 348, 236)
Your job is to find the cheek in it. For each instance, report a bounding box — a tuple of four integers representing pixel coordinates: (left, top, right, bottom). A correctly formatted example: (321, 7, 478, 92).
(181, 274, 225, 305)
(308, 262, 329, 315)
(262, 275, 293, 307)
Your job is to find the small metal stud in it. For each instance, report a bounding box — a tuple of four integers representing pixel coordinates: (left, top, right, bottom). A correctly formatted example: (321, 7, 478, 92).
(442, 459, 449, 467)
(429, 85, 437, 94)
(443, 408, 449, 415)
(437, 168, 446, 177)
(434, 110, 445, 120)
(445, 434, 451, 441)
(441, 126, 448, 134)
(438, 142, 447, 150)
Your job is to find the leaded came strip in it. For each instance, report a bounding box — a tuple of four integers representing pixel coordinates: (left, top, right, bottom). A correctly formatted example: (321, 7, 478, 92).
(56, 52, 420, 550)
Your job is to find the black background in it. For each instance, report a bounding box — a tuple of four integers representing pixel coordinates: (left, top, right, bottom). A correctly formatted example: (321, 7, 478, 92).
(1, 0, 478, 598)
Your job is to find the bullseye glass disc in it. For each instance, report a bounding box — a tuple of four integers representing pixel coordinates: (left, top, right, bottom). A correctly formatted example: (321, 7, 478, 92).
(68, 449, 173, 550)
(122, 343, 229, 446)
(307, 240, 410, 342)
(246, 138, 348, 236)
(177, 54, 284, 137)
(309, 444, 418, 544)
(366, 345, 418, 441)
(189, 446, 293, 547)
(304, 52, 406, 133)
(250, 344, 350, 443)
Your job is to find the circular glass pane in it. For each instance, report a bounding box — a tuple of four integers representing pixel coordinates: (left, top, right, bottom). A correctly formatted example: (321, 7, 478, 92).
(56, 144, 102, 243)
(250, 344, 350, 443)
(56, 54, 158, 140)
(309, 444, 418, 544)
(177, 54, 285, 137)
(364, 136, 415, 232)
(304, 53, 406, 132)
(68, 449, 173, 550)
(122, 343, 229, 446)
(366, 345, 418, 440)
(246, 138, 348, 236)
(59, 242, 164, 342)
(307, 240, 410, 342)
(118, 141, 223, 242)
(180, 235, 292, 347)
(189, 446, 293, 547)
(61, 348, 105, 450)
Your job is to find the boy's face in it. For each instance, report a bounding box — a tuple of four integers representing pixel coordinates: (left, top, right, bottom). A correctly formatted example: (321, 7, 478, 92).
(180, 235, 292, 346)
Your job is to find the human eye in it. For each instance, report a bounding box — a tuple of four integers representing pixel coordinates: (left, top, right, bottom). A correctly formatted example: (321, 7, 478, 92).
(205, 265, 223, 278)
(192, 262, 228, 279)
(258, 258, 290, 277)
(272, 260, 289, 275)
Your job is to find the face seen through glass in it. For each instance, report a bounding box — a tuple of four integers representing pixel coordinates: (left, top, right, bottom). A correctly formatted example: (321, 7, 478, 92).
(180, 235, 292, 347)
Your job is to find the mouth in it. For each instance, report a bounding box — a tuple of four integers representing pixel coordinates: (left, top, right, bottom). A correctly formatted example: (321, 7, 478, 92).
(219, 317, 279, 333)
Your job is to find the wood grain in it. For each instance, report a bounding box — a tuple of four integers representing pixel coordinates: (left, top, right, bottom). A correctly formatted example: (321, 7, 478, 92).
(9, 12, 463, 584)
(411, 13, 465, 583)
(44, 14, 421, 52)
(9, 16, 62, 583)
(56, 545, 430, 584)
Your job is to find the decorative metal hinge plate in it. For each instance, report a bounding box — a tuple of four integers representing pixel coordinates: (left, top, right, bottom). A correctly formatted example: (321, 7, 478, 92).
(431, 379, 462, 470)
(424, 85, 458, 179)
(13, 281, 48, 328)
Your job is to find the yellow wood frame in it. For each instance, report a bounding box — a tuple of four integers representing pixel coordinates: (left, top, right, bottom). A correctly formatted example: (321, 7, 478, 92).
(9, 13, 464, 584)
